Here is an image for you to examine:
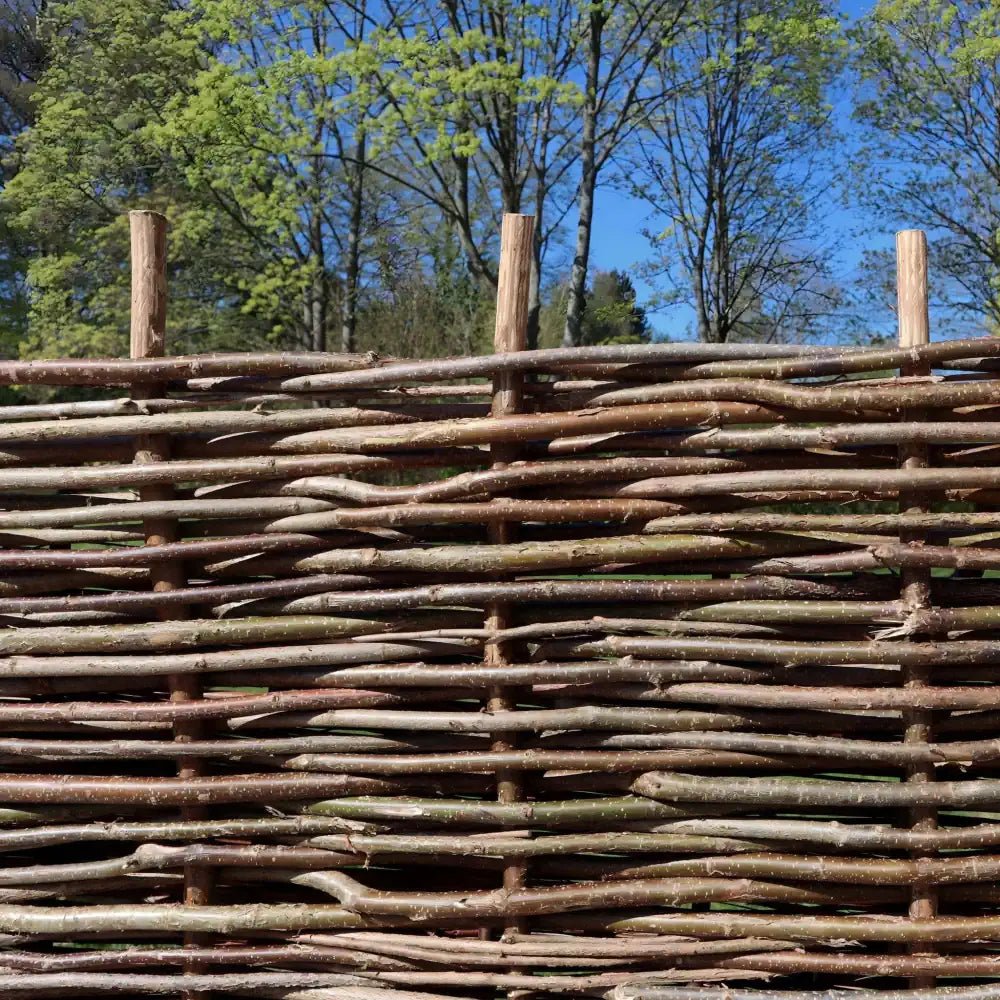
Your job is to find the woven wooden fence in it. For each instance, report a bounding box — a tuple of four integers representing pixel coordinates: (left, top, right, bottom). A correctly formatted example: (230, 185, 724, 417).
(3, 211, 1000, 999)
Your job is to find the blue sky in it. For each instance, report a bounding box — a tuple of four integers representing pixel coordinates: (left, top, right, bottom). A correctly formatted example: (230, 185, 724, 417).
(588, 0, 896, 340)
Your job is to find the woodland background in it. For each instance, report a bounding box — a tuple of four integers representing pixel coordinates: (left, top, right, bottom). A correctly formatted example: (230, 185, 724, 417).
(0, 0, 997, 362)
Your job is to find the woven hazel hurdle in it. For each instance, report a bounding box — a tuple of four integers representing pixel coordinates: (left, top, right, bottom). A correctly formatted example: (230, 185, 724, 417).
(6, 213, 1000, 1000)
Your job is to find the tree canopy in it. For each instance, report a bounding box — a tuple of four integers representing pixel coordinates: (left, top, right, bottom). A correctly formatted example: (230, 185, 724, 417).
(1, 0, 999, 357)
(852, 0, 1000, 332)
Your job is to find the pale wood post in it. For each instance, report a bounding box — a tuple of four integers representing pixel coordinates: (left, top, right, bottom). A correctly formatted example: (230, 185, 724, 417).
(129, 211, 211, 995)
(896, 228, 936, 989)
(129, 210, 186, 596)
(897, 229, 930, 356)
(486, 214, 535, 946)
(130, 210, 168, 360)
(492, 213, 534, 415)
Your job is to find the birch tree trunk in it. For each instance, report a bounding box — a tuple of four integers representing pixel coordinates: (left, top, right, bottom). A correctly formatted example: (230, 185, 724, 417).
(562, 8, 603, 347)
(340, 133, 366, 354)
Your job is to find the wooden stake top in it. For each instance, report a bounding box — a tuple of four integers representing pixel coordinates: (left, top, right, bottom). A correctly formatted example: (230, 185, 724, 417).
(896, 229, 929, 350)
(494, 214, 535, 356)
(130, 210, 168, 360)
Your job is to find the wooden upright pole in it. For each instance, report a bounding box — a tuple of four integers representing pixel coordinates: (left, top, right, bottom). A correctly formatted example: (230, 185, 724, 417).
(130, 210, 168, 360)
(486, 214, 535, 946)
(897, 230, 930, 354)
(896, 228, 937, 989)
(129, 211, 185, 599)
(129, 211, 211, 998)
(493, 213, 534, 392)
(129, 212, 187, 609)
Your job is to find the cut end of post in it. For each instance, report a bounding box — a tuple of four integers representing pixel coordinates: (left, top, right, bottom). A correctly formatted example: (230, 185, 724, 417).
(895, 229, 929, 350)
(130, 210, 168, 360)
(495, 214, 536, 355)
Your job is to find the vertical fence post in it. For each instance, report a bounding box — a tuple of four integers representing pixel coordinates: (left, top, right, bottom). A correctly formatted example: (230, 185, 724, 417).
(896, 228, 937, 988)
(129, 210, 211, 995)
(130, 210, 168, 360)
(486, 213, 535, 947)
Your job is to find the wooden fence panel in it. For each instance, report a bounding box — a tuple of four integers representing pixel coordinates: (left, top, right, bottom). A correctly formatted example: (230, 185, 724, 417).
(0, 219, 999, 999)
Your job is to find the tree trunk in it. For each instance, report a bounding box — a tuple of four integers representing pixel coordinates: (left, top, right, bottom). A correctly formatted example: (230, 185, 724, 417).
(694, 258, 713, 343)
(309, 254, 327, 355)
(305, 136, 328, 353)
(526, 169, 546, 350)
(562, 9, 603, 348)
(340, 133, 366, 354)
(527, 249, 541, 350)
